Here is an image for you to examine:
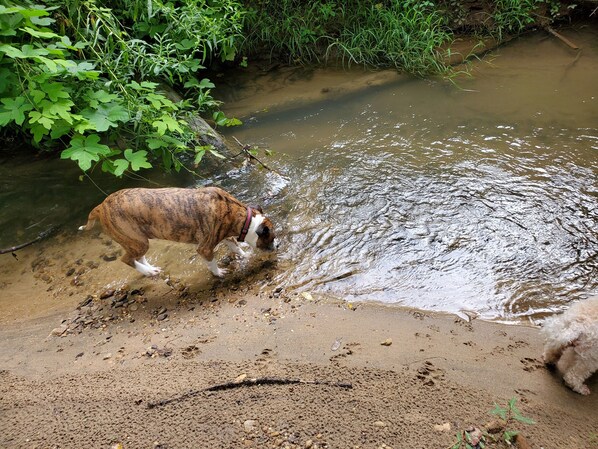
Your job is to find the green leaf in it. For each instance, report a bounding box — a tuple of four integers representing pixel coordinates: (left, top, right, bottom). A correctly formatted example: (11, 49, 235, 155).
(0, 96, 33, 126)
(41, 82, 69, 102)
(490, 403, 508, 421)
(29, 122, 48, 142)
(209, 148, 226, 159)
(61, 134, 111, 172)
(152, 114, 182, 135)
(85, 89, 118, 108)
(81, 103, 129, 132)
(513, 413, 535, 425)
(30, 16, 54, 26)
(12, 7, 50, 19)
(112, 158, 129, 176)
(503, 430, 519, 443)
(50, 120, 72, 139)
(30, 89, 46, 103)
(19, 26, 59, 39)
(0, 44, 25, 58)
(20, 44, 49, 58)
(42, 98, 74, 123)
(124, 149, 152, 171)
(194, 149, 206, 165)
(28, 110, 54, 129)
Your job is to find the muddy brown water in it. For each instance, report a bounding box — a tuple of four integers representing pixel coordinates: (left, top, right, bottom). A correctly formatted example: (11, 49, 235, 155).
(1, 26, 597, 322)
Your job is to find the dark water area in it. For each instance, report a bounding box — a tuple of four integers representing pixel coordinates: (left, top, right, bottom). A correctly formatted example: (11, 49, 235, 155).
(1, 26, 597, 321)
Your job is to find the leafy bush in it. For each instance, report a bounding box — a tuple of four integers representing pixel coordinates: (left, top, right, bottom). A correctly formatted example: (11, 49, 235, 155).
(0, 1, 244, 176)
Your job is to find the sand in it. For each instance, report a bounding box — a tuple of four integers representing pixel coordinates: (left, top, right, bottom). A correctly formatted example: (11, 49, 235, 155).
(0, 232, 596, 449)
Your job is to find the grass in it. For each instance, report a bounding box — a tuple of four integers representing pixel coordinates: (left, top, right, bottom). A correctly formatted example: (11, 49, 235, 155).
(242, 0, 453, 76)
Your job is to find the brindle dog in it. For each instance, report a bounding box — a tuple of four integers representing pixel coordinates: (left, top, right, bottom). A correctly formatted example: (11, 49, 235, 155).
(79, 187, 275, 277)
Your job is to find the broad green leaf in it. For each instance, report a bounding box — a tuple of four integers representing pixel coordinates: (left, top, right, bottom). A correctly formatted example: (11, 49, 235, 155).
(209, 148, 226, 159)
(85, 89, 118, 108)
(50, 120, 72, 139)
(12, 8, 50, 18)
(124, 149, 152, 171)
(81, 103, 129, 132)
(0, 6, 23, 15)
(0, 44, 25, 58)
(20, 26, 59, 39)
(112, 158, 129, 176)
(29, 122, 49, 142)
(61, 134, 111, 171)
(41, 82, 69, 102)
(0, 96, 33, 125)
(152, 115, 182, 135)
(30, 89, 46, 103)
(20, 44, 49, 58)
(30, 16, 54, 26)
(41, 98, 74, 123)
(194, 149, 205, 165)
(28, 110, 54, 129)
(146, 138, 168, 150)
(35, 56, 57, 72)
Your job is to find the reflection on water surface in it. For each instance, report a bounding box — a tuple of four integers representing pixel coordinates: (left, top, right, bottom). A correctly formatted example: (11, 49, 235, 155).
(219, 28, 598, 320)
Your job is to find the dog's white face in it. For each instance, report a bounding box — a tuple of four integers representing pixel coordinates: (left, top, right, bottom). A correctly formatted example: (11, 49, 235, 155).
(244, 214, 276, 251)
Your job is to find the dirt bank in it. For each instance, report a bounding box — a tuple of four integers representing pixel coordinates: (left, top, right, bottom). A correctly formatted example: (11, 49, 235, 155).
(0, 232, 596, 449)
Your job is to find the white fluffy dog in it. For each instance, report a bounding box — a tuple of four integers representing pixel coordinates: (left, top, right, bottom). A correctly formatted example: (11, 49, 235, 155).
(542, 296, 598, 395)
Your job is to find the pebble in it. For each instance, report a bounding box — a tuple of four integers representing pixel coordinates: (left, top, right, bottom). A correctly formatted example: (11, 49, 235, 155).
(50, 324, 68, 337)
(373, 421, 387, 428)
(243, 420, 258, 433)
(433, 423, 451, 432)
(129, 303, 139, 312)
(304, 440, 313, 448)
(100, 289, 116, 299)
(157, 313, 168, 321)
(380, 338, 392, 346)
(65, 268, 75, 277)
(103, 353, 112, 360)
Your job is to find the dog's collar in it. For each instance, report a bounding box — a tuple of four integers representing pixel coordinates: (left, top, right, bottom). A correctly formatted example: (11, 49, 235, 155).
(238, 206, 253, 242)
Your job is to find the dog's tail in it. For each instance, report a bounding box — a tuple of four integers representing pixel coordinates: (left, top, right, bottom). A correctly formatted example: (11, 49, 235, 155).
(78, 206, 100, 231)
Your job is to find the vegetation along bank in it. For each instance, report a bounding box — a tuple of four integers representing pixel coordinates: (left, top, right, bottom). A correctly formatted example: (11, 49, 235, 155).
(0, 0, 595, 177)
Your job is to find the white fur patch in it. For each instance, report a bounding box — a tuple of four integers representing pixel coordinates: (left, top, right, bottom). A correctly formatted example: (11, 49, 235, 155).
(244, 214, 265, 248)
(206, 258, 227, 277)
(134, 256, 161, 276)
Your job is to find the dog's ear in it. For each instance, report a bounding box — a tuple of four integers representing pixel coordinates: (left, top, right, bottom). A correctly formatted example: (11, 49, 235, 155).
(256, 224, 270, 237)
(250, 204, 264, 214)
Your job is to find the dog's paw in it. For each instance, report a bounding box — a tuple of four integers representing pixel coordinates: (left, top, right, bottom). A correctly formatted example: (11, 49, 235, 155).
(134, 260, 162, 277)
(577, 385, 591, 396)
(211, 267, 228, 278)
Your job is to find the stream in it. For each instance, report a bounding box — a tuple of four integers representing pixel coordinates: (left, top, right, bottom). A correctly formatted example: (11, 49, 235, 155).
(1, 26, 597, 321)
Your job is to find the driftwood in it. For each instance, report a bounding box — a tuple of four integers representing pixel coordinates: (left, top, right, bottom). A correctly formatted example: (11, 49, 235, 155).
(0, 226, 57, 259)
(146, 377, 353, 409)
(545, 26, 580, 50)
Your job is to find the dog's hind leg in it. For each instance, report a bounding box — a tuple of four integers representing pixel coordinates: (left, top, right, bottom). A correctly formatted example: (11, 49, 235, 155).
(115, 234, 161, 277)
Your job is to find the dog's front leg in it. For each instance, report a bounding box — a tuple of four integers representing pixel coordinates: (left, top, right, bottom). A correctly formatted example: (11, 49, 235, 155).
(197, 245, 227, 278)
(224, 238, 248, 258)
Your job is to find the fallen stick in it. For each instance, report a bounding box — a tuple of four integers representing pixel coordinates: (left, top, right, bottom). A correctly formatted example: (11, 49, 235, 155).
(0, 226, 57, 259)
(146, 377, 353, 409)
(231, 136, 282, 176)
(545, 26, 580, 50)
